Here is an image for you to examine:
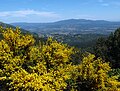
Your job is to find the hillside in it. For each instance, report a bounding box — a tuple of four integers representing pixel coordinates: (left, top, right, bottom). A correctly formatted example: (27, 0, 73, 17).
(0, 22, 16, 28)
(11, 19, 120, 35)
(0, 22, 29, 34)
(0, 22, 39, 42)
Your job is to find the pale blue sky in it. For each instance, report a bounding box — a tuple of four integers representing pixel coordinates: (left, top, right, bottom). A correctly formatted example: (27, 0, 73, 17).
(0, 0, 120, 23)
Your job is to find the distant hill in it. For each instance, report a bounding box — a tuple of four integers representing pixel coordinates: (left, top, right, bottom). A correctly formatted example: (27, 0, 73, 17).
(0, 22, 16, 28)
(11, 19, 120, 35)
(0, 21, 30, 34)
(0, 22, 39, 41)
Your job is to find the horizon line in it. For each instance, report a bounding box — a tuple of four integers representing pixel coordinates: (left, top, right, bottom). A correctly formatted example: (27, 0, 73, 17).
(1, 18, 120, 24)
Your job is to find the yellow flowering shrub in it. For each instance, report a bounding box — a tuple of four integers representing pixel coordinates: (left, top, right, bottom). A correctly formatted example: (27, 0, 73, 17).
(0, 27, 120, 91)
(74, 53, 120, 91)
(0, 27, 74, 91)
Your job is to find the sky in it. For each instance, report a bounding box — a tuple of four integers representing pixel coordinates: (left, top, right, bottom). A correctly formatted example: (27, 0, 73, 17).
(0, 0, 120, 23)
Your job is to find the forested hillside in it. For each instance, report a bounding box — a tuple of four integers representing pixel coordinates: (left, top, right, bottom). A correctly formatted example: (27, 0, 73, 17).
(0, 27, 120, 91)
(95, 28, 120, 68)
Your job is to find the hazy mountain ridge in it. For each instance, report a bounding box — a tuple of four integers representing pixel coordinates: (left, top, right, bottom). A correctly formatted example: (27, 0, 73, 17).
(0, 21, 30, 34)
(0, 21, 39, 40)
(11, 19, 120, 35)
(0, 22, 16, 28)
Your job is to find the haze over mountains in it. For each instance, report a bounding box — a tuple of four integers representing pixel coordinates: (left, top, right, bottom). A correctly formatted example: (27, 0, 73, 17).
(11, 19, 120, 35)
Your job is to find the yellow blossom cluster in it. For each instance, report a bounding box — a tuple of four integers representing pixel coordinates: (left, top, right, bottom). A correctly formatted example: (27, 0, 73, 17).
(0, 27, 120, 91)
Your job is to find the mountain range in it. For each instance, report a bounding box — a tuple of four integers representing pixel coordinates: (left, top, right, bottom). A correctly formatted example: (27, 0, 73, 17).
(11, 19, 120, 35)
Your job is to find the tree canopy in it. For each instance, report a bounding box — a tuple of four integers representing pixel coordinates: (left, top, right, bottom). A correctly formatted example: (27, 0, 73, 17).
(95, 28, 120, 68)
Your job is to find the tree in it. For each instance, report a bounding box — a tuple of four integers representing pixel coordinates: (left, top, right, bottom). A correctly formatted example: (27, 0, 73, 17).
(94, 28, 120, 68)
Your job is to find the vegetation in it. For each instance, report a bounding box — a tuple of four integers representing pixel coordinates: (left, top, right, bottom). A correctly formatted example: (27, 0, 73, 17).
(94, 28, 120, 68)
(0, 27, 120, 91)
(74, 54, 120, 91)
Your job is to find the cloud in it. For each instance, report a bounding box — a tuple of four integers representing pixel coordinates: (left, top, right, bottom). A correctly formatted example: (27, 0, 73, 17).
(111, 2, 120, 6)
(101, 3, 109, 6)
(0, 9, 60, 18)
(100, 1, 120, 7)
(0, 9, 62, 23)
(98, 0, 120, 7)
(97, 0, 109, 7)
(98, 0, 104, 3)
(75, 14, 98, 20)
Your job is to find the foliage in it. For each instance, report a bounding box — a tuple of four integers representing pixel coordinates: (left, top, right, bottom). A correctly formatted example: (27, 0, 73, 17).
(52, 33, 106, 52)
(0, 27, 120, 91)
(109, 68, 120, 81)
(94, 28, 120, 68)
(73, 54, 120, 91)
(0, 27, 75, 91)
